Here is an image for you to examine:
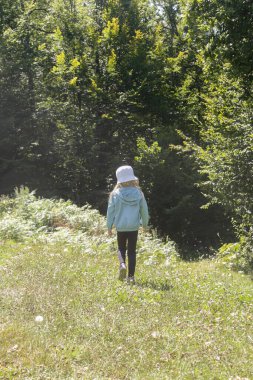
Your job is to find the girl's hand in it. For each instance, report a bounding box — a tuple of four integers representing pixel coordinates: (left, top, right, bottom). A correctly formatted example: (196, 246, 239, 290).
(108, 229, 113, 236)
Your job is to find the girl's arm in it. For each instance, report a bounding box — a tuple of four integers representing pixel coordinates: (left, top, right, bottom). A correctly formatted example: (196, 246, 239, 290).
(140, 195, 149, 228)
(106, 196, 115, 232)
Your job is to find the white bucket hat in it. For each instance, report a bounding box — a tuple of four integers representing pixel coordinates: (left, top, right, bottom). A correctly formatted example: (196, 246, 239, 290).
(116, 165, 138, 184)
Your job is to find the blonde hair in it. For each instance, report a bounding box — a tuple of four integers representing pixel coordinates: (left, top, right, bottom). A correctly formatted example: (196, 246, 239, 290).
(109, 179, 140, 199)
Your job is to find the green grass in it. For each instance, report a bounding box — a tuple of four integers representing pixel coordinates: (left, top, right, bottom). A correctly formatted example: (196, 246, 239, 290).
(0, 239, 252, 380)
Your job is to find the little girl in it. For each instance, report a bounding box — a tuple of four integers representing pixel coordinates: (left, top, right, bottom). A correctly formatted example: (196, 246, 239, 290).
(107, 165, 149, 283)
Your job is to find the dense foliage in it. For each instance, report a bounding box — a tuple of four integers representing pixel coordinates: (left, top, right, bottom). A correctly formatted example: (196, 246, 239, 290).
(0, 187, 177, 262)
(0, 0, 252, 262)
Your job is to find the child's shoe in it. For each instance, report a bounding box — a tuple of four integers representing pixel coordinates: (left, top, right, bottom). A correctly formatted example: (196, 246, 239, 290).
(118, 263, 127, 281)
(127, 276, 135, 285)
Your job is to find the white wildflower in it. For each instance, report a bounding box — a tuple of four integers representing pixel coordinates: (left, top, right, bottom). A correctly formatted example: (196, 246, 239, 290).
(35, 315, 44, 322)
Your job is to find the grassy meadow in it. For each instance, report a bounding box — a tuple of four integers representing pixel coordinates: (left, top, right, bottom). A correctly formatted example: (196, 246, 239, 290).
(0, 190, 252, 379)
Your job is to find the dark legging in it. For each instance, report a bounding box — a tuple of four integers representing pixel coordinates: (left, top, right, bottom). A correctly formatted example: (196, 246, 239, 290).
(117, 231, 138, 277)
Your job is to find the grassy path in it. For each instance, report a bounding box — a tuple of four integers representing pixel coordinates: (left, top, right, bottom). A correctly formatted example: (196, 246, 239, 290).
(0, 240, 253, 379)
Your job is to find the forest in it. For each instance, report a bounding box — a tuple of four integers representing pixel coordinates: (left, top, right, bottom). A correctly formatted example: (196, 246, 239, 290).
(0, 0, 252, 265)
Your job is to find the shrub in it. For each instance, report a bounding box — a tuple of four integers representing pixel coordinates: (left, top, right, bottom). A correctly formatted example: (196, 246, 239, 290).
(0, 216, 36, 241)
(217, 232, 253, 273)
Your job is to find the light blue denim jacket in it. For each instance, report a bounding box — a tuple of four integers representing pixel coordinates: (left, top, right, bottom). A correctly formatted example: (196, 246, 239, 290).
(107, 187, 149, 232)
